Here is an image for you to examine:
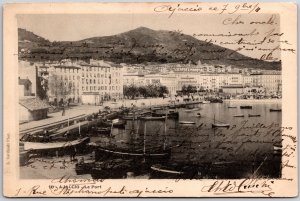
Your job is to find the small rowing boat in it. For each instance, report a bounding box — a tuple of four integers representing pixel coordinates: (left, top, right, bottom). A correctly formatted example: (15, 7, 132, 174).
(212, 123, 230, 128)
(179, 121, 195, 125)
(240, 106, 252, 109)
(233, 114, 244, 117)
(150, 163, 200, 179)
(270, 108, 282, 112)
(23, 137, 90, 151)
(248, 114, 261, 117)
(212, 114, 230, 128)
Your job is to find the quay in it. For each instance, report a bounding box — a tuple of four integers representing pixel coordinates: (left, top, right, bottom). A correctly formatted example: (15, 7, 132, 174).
(19, 97, 201, 138)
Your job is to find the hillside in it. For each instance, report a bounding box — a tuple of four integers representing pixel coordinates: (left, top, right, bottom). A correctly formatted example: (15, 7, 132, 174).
(18, 27, 281, 70)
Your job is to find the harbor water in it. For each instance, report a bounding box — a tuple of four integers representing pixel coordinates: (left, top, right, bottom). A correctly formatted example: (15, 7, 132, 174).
(20, 101, 282, 179)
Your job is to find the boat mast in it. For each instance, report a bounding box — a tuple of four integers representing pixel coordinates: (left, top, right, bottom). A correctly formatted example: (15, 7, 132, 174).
(143, 121, 146, 155)
(79, 121, 81, 135)
(164, 111, 167, 150)
(110, 122, 113, 137)
(214, 114, 215, 124)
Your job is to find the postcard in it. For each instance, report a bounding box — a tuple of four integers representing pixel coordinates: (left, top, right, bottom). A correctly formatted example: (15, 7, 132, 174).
(3, 2, 297, 197)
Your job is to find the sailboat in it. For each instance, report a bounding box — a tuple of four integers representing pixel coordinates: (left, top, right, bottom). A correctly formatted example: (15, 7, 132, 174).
(92, 120, 170, 160)
(212, 115, 230, 128)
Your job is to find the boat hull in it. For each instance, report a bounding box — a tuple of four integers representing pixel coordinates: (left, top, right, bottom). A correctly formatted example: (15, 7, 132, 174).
(270, 109, 282, 112)
(240, 106, 252, 109)
(212, 124, 230, 128)
(150, 164, 200, 179)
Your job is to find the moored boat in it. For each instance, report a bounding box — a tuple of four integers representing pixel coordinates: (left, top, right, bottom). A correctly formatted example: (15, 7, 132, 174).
(179, 121, 196, 125)
(233, 114, 244, 117)
(92, 127, 111, 135)
(94, 146, 170, 160)
(228, 106, 237, 108)
(91, 158, 136, 179)
(140, 116, 166, 121)
(273, 144, 282, 155)
(100, 119, 126, 128)
(150, 163, 200, 179)
(240, 106, 252, 109)
(152, 111, 179, 119)
(270, 108, 282, 112)
(23, 137, 90, 151)
(121, 115, 140, 120)
(248, 114, 261, 117)
(212, 123, 230, 128)
(212, 114, 230, 128)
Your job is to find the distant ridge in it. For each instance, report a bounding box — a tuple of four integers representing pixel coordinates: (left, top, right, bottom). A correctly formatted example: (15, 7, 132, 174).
(18, 27, 281, 70)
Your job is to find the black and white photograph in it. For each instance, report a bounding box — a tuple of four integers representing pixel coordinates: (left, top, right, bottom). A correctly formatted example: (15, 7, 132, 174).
(3, 2, 297, 197)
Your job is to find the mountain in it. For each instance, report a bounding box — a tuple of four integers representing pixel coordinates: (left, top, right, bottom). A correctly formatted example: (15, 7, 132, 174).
(18, 28, 51, 51)
(18, 27, 281, 70)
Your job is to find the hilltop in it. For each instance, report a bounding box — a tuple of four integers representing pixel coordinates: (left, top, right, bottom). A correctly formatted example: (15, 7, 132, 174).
(18, 27, 281, 70)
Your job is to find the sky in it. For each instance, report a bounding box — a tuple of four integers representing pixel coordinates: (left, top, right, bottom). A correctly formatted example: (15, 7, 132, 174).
(17, 13, 281, 60)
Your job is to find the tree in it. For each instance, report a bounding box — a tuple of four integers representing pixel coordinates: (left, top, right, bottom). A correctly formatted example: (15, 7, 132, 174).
(158, 85, 169, 97)
(138, 86, 148, 98)
(123, 84, 138, 99)
(181, 84, 196, 95)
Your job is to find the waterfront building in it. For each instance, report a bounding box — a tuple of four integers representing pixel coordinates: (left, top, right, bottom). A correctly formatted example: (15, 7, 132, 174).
(159, 73, 177, 96)
(259, 71, 282, 95)
(19, 97, 50, 122)
(80, 59, 123, 103)
(38, 60, 81, 103)
(221, 85, 244, 94)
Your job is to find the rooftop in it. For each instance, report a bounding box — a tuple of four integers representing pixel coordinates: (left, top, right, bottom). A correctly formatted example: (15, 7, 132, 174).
(19, 97, 50, 111)
(18, 78, 32, 86)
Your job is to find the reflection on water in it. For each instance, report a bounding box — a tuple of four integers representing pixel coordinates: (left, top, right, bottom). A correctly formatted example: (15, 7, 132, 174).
(91, 102, 282, 179)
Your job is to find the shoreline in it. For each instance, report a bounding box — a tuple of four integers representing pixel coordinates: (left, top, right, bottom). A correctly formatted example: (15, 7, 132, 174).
(223, 99, 281, 103)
